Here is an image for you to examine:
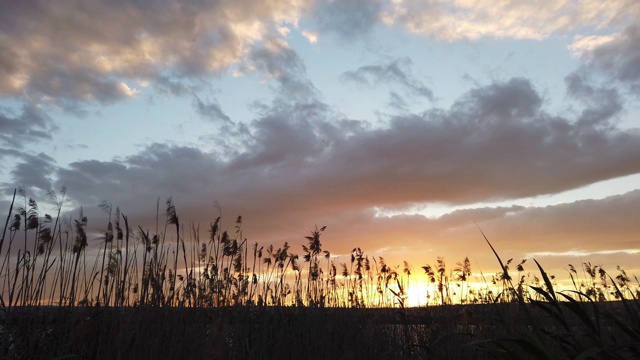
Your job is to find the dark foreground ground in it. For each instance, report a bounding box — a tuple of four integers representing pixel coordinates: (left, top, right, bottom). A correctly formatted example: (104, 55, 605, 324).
(0, 302, 636, 359)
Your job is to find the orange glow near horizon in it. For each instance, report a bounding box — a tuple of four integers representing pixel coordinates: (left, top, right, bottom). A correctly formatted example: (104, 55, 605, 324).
(405, 283, 429, 307)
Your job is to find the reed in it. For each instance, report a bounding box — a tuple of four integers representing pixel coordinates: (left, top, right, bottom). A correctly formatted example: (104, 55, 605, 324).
(477, 230, 640, 359)
(1, 189, 639, 358)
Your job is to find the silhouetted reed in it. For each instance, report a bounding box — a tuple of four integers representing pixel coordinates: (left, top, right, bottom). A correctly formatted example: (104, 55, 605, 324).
(1, 189, 639, 358)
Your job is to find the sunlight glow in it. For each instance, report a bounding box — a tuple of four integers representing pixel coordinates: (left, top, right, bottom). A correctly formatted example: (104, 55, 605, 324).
(526, 249, 640, 257)
(405, 283, 429, 307)
(569, 34, 617, 57)
(302, 30, 318, 44)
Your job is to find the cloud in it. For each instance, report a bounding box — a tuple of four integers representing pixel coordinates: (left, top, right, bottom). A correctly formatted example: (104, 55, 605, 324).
(5, 152, 57, 196)
(1, 0, 637, 114)
(569, 34, 617, 57)
(193, 96, 231, 123)
(387, 91, 410, 111)
(383, 0, 640, 40)
(301, 30, 319, 44)
(312, 0, 383, 40)
(341, 57, 434, 102)
(0, 104, 58, 149)
(245, 39, 318, 101)
(296, 81, 638, 210)
(0, 75, 629, 279)
(0, 0, 311, 105)
(581, 24, 640, 91)
(50, 78, 637, 209)
(348, 190, 640, 276)
(475, 190, 640, 257)
(565, 72, 623, 127)
(330, 189, 640, 260)
(29, 77, 637, 252)
(453, 77, 541, 121)
(2, 1, 639, 285)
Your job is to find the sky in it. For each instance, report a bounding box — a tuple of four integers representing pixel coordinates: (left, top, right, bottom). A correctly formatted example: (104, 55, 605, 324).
(1, 0, 640, 289)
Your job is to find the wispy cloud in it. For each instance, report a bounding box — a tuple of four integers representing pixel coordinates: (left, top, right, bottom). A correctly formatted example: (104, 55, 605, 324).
(246, 39, 318, 101)
(193, 95, 231, 123)
(341, 57, 434, 102)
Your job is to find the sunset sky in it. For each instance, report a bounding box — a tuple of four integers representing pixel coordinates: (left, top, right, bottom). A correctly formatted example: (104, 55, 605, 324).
(1, 0, 640, 288)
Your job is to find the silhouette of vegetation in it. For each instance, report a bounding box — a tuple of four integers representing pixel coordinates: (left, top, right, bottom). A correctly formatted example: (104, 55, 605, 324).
(1, 189, 639, 358)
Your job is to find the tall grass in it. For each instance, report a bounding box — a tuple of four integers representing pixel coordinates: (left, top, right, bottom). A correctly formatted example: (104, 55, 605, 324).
(1, 189, 638, 310)
(0, 190, 429, 308)
(477, 228, 640, 359)
(1, 189, 639, 358)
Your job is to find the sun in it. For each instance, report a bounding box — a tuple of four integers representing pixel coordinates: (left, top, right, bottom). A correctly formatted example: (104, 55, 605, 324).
(405, 283, 430, 307)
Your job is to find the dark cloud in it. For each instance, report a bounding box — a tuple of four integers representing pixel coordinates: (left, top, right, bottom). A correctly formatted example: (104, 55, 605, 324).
(452, 78, 541, 121)
(0, 104, 58, 149)
(194, 96, 231, 123)
(56, 144, 224, 209)
(586, 24, 640, 92)
(6, 152, 57, 196)
(246, 40, 318, 102)
(341, 58, 434, 102)
(298, 78, 639, 208)
(34, 77, 638, 257)
(232, 101, 334, 172)
(313, 0, 383, 40)
(565, 72, 623, 127)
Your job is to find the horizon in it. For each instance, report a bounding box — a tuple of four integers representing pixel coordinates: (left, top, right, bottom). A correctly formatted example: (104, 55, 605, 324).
(1, 186, 635, 308)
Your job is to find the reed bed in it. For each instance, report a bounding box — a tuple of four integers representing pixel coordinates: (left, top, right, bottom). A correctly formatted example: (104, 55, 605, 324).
(1, 189, 486, 309)
(1, 188, 639, 359)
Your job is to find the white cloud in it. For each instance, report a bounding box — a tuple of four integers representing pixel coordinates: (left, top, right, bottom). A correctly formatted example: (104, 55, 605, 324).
(569, 34, 617, 57)
(385, 0, 640, 40)
(277, 25, 292, 36)
(302, 30, 319, 44)
(526, 249, 640, 257)
(0, 0, 312, 105)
